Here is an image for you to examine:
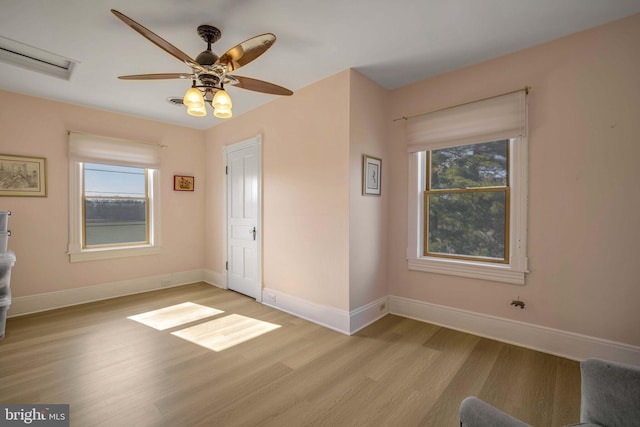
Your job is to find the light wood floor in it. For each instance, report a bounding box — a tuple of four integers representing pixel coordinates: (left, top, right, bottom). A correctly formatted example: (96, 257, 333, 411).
(0, 283, 581, 426)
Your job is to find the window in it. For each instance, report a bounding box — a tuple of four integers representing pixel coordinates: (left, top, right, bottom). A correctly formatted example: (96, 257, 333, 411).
(68, 133, 161, 262)
(83, 163, 149, 247)
(406, 90, 528, 284)
(425, 140, 509, 262)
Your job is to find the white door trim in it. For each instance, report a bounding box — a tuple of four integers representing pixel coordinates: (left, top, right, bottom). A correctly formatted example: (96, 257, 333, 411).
(224, 134, 263, 301)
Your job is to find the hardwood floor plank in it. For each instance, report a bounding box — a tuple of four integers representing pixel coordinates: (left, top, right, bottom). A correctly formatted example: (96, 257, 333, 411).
(478, 344, 579, 426)
(0, 283, 581, 426)
(420, 338, 504, 426)
(551, 357, 582, 426)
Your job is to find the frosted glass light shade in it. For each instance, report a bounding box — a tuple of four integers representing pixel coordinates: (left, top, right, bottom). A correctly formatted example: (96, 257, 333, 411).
(187, 104, 207, 117)
(213, 89, 232, 118)
(183, 87, 205, 108)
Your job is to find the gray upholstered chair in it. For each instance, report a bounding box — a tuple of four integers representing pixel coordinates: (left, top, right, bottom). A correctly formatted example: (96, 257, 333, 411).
(459, 358, 640, 427)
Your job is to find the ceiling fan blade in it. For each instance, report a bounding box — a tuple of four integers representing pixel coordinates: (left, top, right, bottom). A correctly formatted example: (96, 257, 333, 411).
(229, 75, 293, 96)
(217, 33, 276, 72)
(118, 73, 193, 80)
(111, 9, 196, 65)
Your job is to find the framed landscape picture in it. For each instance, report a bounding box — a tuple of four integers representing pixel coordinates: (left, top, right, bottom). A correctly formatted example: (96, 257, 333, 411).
(0, 154, 47, 197)
(363, 155, 382, 196)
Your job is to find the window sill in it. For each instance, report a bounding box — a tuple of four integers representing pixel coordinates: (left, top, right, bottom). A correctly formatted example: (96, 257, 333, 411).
(407, 257, 527, 285)
(68, 245, 160, 263)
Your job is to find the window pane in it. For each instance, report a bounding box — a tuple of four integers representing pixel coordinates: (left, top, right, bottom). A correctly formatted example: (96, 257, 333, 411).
(84, 163, 146, 197)
(85, 199, 147, 246)
(83, 162, 148, 247)
(427, 191, 506, 260)
(430, 140, 507, 190)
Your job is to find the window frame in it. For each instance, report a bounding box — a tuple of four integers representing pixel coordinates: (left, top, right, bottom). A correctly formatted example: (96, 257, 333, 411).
(68, 160, 161, 262)
(407, 136, 528, 285)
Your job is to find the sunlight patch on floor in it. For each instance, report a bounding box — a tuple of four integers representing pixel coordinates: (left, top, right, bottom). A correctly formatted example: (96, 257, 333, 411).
(127, 302, 224, 330)
(171, 313, 281, 352)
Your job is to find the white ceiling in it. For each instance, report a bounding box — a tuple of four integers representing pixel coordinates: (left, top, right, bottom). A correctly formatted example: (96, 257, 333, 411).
(1, 0, 639, 130)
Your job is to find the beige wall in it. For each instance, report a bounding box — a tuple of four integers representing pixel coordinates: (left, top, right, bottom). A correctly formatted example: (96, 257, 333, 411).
(387, 14, 640, 346)
(348, 70, 389, 310)
(0, 90, 206, 297)
(205, 68, 390, 315)
(205, 70, 352, 311)
(1, 13, 637, 348)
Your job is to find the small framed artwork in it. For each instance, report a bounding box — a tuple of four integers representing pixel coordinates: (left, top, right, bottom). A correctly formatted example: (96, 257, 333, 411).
(0, 154, 47, 197)
(363, 155, 382, 196)
(174, 175, 195, 191)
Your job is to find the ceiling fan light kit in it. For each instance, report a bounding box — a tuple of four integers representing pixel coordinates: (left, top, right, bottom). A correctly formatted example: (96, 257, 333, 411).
(183, 84, 205, 108)
(111, 9, 292, 119)
(187, 104, 207, 117)
(212, 89, 232, 118)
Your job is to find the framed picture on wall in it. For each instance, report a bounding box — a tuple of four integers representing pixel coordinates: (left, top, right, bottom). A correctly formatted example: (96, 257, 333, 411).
(174, 175, 195, 191)
(0, 154, 47, 197)
(362, 155, 382, 196)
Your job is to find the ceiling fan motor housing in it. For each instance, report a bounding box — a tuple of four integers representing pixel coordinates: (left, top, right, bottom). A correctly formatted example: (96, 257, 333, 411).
(196, 50, 219, 66)
(195, 25, 222, 66)
(199, 73, 221, 88)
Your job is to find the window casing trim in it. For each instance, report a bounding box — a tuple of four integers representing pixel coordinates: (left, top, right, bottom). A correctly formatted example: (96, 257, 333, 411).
(68, 160, 161, 262)
(407, 137, 528, 285)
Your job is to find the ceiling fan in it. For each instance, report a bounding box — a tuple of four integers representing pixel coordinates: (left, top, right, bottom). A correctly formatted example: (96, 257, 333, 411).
(111, 9, 293, 118)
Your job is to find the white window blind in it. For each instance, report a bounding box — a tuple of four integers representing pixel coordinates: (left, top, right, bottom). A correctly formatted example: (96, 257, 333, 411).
(406, 89, 527, 153)
(68, 132, 161, 168)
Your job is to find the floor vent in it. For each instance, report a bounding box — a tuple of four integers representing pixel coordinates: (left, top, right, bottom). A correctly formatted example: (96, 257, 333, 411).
(0, 36, 77, 80)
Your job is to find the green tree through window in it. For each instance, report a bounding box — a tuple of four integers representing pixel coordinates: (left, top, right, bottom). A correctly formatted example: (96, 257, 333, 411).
(425, 140, 509, 262)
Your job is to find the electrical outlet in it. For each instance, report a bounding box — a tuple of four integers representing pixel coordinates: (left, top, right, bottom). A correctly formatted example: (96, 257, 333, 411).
(265, 292, 276, 304)
(379, 302, 386, 312)
(160, 279, 173, 287)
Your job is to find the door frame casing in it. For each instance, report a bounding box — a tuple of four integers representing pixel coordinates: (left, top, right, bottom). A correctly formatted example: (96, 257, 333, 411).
(224, 134, 263, 302)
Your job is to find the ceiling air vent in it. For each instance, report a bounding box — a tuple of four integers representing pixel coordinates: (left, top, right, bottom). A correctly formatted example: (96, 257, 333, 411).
(0, 36, 77, 80)
(167, 97, 185, 107)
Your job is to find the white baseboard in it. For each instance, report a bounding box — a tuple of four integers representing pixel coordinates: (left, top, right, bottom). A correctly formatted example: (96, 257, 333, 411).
(389, 295, 640, 366)
(8, 269, 217, 317)
(349, 296, 389, 334)
(262, 288, 351, 334)
(261, 288, 389, 336)
(202, 269, 227, 289)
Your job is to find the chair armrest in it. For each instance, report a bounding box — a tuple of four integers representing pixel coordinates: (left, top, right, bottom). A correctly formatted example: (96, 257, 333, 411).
(580, 358, 640, 426)
(460, 396, 531, 427)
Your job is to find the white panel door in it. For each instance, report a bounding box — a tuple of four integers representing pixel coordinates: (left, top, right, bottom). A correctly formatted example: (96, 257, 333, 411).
(226, 137, 261, 300)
